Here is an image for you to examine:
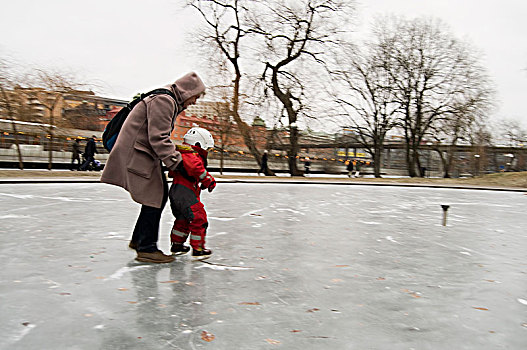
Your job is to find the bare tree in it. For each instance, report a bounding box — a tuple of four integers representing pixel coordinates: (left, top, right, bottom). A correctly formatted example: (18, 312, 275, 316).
(252, 0, 353, 175)
(210, 90, 236, 174)
(467, 120, 493, 175)
(497, 119, 527, 147)
(187, 0, 265, 167)
(375, 16, 494, 177)
(333, 45, 399, 177)
(26, 69, 84, 170)
(0, 58, 25, 169)
(429, 98, 493, 178)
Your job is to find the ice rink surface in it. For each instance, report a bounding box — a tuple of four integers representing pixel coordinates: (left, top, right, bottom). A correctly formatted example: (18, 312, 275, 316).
(1, 182, 526, 349)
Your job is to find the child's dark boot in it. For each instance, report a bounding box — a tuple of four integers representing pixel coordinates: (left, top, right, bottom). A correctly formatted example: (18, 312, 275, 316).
(171, 243, 191, 255)
(192, 248, 212, 260)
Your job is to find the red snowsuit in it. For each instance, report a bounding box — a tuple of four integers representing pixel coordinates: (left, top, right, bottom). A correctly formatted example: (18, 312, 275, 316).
(168, 144, 215, 250)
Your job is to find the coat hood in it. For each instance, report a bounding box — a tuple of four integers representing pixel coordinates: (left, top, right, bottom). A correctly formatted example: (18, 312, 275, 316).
(172, 72, 206, 103)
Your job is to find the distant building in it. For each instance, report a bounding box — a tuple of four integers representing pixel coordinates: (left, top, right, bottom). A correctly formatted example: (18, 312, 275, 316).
(0, 86, 127, 131)
(173, 101, 269, 151)
(1, 87, 278, 153)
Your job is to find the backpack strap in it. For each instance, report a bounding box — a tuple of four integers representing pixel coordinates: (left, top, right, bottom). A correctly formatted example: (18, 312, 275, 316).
(129, 88, 177, 109)
(129, 88, 180, 126)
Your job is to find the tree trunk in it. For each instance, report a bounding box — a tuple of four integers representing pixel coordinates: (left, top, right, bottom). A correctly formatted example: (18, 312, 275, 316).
(405, 144, 418, 177)
(287, 126, 301, 176)
(47, 124, 53, 171)
(1, 87, 24, 169)
(444, 147, 457, 178)
(415, 151, 424, 177)
(220, 147, 224, 175)
(11, 122, 24, 170)
(373, 147, 383, 178)
(434, 149, 449, 178)
(231, 66, 262, 165)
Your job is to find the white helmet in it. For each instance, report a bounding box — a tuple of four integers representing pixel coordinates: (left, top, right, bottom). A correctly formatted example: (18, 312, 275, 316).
(183, 127, 214, 150)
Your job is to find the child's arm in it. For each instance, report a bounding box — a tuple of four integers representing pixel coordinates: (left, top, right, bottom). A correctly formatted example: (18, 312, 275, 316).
(200, 173, 216, 192)
(182, 153, 216, 192)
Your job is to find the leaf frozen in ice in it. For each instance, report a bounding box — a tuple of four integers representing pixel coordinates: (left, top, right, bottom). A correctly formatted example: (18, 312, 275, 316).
(201, 331, 215, 342)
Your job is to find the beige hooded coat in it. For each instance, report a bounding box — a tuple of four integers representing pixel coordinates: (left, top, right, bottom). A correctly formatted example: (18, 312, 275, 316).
(101, 72, 206, 208)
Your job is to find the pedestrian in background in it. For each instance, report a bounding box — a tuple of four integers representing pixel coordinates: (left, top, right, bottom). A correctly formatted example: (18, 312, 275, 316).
(258, 150, 269, 176)
(79, 135, 97, 171)
(304, 157, 311, 175)
(346, 159, 353, 178)
(70, 138, 81, 170)
(354, 160, 362, 178)
(101, 72, 206, 263)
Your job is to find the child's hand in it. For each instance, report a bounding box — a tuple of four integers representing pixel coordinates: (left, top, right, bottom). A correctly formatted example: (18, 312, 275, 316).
(200, 173, 216, 192)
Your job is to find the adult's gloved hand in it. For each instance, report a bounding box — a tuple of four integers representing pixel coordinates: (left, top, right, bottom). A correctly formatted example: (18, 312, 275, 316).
(200, 173, 216, 192)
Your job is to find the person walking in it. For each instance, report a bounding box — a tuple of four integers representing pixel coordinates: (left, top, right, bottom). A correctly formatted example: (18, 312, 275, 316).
(354, 160, 362, 178)
(257, 150, 269, 176)
(346, 159, 353, 178)
(71, 139, 81, 170)
(101, 72, 206, 263)
(79, 136, 97, 171)
(304, 157, 311, 176)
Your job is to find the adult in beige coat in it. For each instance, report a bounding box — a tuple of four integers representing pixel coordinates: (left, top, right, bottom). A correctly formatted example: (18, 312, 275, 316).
(101, 72, 206, 263)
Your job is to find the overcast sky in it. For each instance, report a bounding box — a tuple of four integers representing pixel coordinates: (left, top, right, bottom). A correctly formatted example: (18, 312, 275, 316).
(1, 0, 526, 127)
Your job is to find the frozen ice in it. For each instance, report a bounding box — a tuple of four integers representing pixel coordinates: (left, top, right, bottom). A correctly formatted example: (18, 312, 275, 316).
(0, 182, 526, 349)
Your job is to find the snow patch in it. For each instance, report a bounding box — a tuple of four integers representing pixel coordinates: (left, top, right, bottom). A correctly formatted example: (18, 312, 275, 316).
(386, 236, 400, 244)
(0, 214, 32, 219)
(106, 265, 150, 280)
(209, 217, 236, 221)
(194, 264, 252, 271)
(359, 221, 381, 225)
(275, 208, 306, 215)
(9, 323, 36, 343)
(0, 193, 34, 199)
(208, 231, 228, 238)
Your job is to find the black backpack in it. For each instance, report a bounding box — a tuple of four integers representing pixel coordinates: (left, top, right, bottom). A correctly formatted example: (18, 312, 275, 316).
(102, 88, 177, 152)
